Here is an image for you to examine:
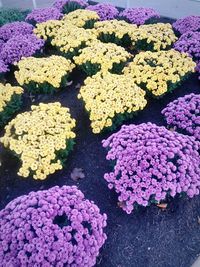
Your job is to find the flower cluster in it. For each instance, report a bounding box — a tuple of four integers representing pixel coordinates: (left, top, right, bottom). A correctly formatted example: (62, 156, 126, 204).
(1, 103, 76, 179)
(102, 123, 200, 214)
(0, 83, 23, 127)
(0, 185, 107, 266)
(53, 0, 88, 14)
(87, 3, 119, 21)
(62, 9, 99, 28)
(0, 21, 33, 41)
(123, 50, 196, 97)
(119, 7, 160, 25)
(131, 23, 177, 51)
(78, 73, 147, 133)
(173, 15, 200, 35)
(15, 55, 75, 93)
(74, 42, 131, 75)
(51, 24, 97, 58)
(94, 19, 137, 45)
(26, 7, 63, 25)
(162, 94, 200, 141)
(0, 59, 9, 77)
(0, 34, 45, 65)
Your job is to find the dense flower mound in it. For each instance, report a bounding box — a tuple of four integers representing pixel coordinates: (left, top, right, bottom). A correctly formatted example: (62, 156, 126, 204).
(1, 103, 76, 179)
(62, 9, 99, 28)
(94, 19, 137, 46)
(0, 34, 45, 65)
(78, 73, 147, 133)
(53, 0, 88, 14)
(0, 83, 23, 127)
(0, 185, 107, 266)
(74, 42, 131, 75)
(0, 21, 33, 42)
(26, 7, 63, 25)
(0, 59, 9, 77)
(51, 24, 97, 58)
(173, 15, 200, 35)
(15, 55, 75, 93)
(174, 31, 200, 62)
(119, 7, 160, 25)
(123, 50, 196, 97)
(87, 3, 119, 21)
(102, 123, 200, 214)
(131, 23, 177, 51)
(162, 94, 200, 141)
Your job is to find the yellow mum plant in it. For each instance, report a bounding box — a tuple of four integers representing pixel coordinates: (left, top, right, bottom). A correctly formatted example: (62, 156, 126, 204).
(74, 42, 131, 76)
(62, 9, 99, 28)
(0, 83, 23, 127)
(94, 19, 137, 46)
(1, 102, 76, 180)
(15, 55, 75, 93)
(51, 24, 97, 59)
(123, 49, 196, 97)
(78, 73, 147, 133)
(34, 20, 64, 41)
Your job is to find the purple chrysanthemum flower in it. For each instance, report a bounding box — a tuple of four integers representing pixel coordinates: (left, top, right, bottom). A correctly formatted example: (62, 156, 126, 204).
(26, 7, 63, 24)
(0, 185, 107, 267)
(87, 3, 119, 21)
(0, 59, 9, 75)
(0, 21, 33, 42)
(119, 7, 160, 25)
(173, 15, 200, 35)
(53, 0, 88, 13)
(102, 123, 200, 214)
(162, 94, 200, 141)
(0, 34, 45, 65)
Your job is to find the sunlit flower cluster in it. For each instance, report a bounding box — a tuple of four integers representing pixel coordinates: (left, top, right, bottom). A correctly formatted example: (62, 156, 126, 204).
(53, 0, 88, 13)
(78, 73, 147, 133)
(87, 3, 119, 21)
(173, 15, 200, 35)
(102, 123, 200, 214)
(162, 93, 200, 141)
(62, 9, 99, 28)
(0, 185, 107, 266)
(1, 102, 76, 180)
(15, 55, 75, 92)
(74, 42, 131, 75)
(123, 50, 196, 97)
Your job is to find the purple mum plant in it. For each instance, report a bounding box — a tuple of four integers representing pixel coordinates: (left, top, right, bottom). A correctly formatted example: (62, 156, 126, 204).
(87, 3, 119, 21)
(0, 34, 45, 65)
(26, 7, 63, 25)
(0, 21, 33, 42)
(0, 185, 107, 267)
(173, 15, 200, 35)
(102, 123, 200, 214)
(162, 94, 200, 141)
(119, 7, 160, 25)
(53, 0, 88, 14)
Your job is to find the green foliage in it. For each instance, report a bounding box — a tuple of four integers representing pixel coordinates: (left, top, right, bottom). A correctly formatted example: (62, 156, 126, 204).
(0, 9, 29, 27)
(62, 2, 85, 14)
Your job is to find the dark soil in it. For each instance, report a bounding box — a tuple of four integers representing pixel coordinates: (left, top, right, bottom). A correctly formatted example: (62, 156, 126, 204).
(0, 18, 200, 267)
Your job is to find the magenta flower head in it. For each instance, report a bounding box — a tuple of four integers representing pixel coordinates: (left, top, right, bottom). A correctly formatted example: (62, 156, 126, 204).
(0, 185, 107, 266)
(87, 3, 119, 21)
(53, 0, 88, 14)
(0, 21, 33, 42)
(162, 94, 200, 141)
(102, 123, 200, 214)
(26, 7, 63, 25)
(173, 15, 200, 35)
(119, 7, 160, 25)
(0, 34, 45, 65)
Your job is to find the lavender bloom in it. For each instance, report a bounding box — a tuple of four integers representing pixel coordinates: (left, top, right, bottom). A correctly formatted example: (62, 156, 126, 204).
(53, 0, 88, 13)
(119, 7, 160, 25)
(162, 94, 200, 141)
(173, 15, 200, 35)
(87, 3, 119, 21)
(0, 34, 45, 65)
(102, 123, 200, 214)
(0, 59, 9, 75)
(0, 21, 33, 42)
(26, 7, 63, 24)
(0, 185, 107, 267)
